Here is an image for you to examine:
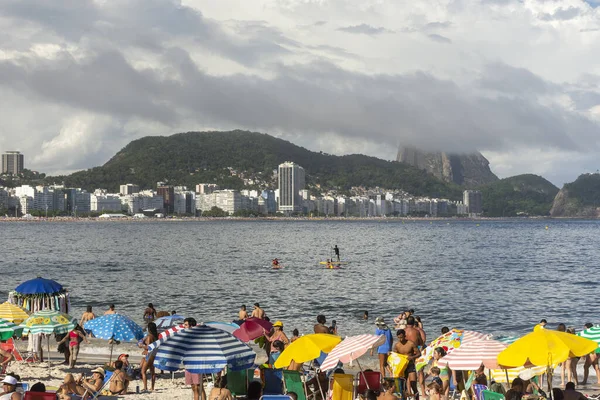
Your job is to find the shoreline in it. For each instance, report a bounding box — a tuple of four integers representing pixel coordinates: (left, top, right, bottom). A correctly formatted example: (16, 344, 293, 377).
(0, 215, 579, 223)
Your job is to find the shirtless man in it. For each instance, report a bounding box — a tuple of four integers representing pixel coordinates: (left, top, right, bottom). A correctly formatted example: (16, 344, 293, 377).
(405, 317, 424, 348)
(393, 329, 420, 398)
(104, 304, 116, 315)
(314, 315, 329, 333)
(238, 305, 249, 321)
(251, 303, 265, 319)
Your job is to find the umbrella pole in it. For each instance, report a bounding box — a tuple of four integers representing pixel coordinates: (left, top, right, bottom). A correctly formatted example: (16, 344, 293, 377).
(47, 335, 51, 374)
(505, 369, 509, 387)
(356, 359, 370, 390)
(316, 368, 325, 400)
(109, 341, 114, 364)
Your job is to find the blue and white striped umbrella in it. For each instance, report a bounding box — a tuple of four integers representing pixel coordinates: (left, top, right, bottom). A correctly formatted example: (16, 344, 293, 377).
(84, 314, 144, 342)
(150, 325, 256, 374)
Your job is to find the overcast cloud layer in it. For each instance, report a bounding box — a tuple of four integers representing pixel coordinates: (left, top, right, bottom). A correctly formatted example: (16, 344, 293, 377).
(1, 0, 600, 186)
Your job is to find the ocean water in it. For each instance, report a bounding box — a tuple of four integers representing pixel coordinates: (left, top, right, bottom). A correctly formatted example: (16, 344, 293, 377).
(1, 219, 599, 341)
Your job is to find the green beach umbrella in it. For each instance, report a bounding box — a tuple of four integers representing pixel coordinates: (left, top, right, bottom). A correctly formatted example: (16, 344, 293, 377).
(578, 326, 600, 353)
(19, 310, 76, 370)
(0, 318, 23, 341)
(19, 309, 75, 335)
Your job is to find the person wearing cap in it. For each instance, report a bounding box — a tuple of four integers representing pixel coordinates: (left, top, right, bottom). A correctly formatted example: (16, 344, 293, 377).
(0, 375, 21, 399)
(79, 368, 105, 394)
(268, 321, 290, 347)
(371, 317, 394, 377)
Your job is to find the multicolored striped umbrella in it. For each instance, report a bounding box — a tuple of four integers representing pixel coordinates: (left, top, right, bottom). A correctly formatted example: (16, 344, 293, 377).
(84, 314, 144, 341)
(0, 302, 30, 324)
(578, 326, 600, 352)
(320, 334, 385, 371)
(490, 365, 547, 383)
(19, 309, 75, 335)
(417, 329, 490, 370)
(149, 325, 256, 374)
(436, 338, 507, 370)
(0, 318, 23, 341)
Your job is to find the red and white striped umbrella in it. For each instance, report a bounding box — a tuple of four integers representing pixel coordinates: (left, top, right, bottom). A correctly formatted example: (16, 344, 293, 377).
(436, 338, 507, 370)
(320, 334, 386, 371)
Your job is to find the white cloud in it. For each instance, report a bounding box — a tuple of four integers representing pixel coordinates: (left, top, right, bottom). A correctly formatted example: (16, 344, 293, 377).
(0, 0, 600, 186)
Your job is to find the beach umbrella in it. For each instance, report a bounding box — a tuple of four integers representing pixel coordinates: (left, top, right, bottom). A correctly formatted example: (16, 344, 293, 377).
(436, 338, 507, 370)
(19, 309, 76, 369)
(232, 318, 273, 342)
(205, 321, 240, 334)
(320, 334, 385, 371)
(149, 325, 256, 373)
(154, 315, 185, 330)
(0, 302, 29, 324)
(416, 329, 490, 371)
(489, 365, 547, 383)
(15, 277, 63, 294)
(578, 326, 600, 351)
(0, 318, 23, 341)
(274, 333, 341, 369)
(84, 314, 144, 363)
(498, 325, 597, 394)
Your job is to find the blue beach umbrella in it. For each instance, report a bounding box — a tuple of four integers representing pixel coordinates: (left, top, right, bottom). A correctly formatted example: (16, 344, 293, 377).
(149, 325, 256, 374)
(154, 314, 185, 330)
(205, 321, 240, 334)
(15, 277, 63, 294)
(84, 314, 144, 363)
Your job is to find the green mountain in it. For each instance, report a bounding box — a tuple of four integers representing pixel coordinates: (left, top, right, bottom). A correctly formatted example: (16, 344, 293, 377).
(49, 130, 462, 199)
(479, 174, 559, 217)
(550, 173, 600, 217)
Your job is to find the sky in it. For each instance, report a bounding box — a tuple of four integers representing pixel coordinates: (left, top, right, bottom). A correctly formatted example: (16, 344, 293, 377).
(1, 0, 600, 187)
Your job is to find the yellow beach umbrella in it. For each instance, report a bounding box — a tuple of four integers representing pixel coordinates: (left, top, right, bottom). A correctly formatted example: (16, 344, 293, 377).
(0, 302, 30, 324)
(498, 325, 598, 367)
(274, 334, 341, 369)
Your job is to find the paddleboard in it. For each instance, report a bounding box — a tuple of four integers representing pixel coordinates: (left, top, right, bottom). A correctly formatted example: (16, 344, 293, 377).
(324, 266, 343, 270)
(319, 260, 349, 264)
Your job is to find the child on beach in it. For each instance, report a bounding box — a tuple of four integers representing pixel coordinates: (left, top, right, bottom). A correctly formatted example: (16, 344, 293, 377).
(429, 367, 443, 387)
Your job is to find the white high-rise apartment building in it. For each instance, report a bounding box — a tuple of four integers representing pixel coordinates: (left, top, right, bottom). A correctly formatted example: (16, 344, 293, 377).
(277, 162, 305, 213)
(119, 184, 139, 196)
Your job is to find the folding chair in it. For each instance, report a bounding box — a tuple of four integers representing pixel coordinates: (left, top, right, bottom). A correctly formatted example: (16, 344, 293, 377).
(81, 370, 114, 399)
(228, 368, 253, 398)
(472, 384, 488, 400)
(481, 389, 505, 400)
(263, 368, 284, 395)
(356, 371, 382, 394)
(283, 370, 307, 400)
(23, 392, 57, 400)
(330, 374, 353, 400)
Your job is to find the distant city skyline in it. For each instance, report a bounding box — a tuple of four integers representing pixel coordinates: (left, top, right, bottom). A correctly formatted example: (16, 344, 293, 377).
(1, 1, 600, 186)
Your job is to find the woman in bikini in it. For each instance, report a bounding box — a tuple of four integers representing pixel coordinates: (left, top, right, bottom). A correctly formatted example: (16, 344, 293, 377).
(432, 347, 450, 400)
(208, 375, 233, 400)
(139, 322, 158, 392)
(109, 360, 132, 395)
(57, 324, 90, 368)
(268, 321, 289, 347)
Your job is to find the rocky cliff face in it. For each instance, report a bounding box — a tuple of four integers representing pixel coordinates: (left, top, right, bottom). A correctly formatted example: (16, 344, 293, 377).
(396, 146, 498, 187)
(550, 173, 600, 217)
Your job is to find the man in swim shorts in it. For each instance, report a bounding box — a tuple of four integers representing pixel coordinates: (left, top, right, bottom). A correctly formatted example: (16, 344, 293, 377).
(394, 329, 420, 399)
(251, 303, 265, 319)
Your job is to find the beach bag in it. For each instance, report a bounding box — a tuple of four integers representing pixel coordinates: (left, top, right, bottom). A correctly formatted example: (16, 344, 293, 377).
(387, 352, 409, 377)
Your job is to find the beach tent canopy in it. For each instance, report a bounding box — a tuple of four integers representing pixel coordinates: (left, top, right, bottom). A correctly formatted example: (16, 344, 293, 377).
(15, 277, 63, 295)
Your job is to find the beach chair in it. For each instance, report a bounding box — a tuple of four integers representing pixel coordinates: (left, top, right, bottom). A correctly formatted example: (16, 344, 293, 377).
(481, 389, 505, 400)
(81, 370, 114, 399)
(472, 384, 488, 400)
(260, 396, 292, 400)
(283, 370, 307, 400)
(228, 368, 254, 397)
(330, 374, 353, 400)
(356, 371, 382, 394)
(23, 392, 57, 400)
(263, 368, 284, 395)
